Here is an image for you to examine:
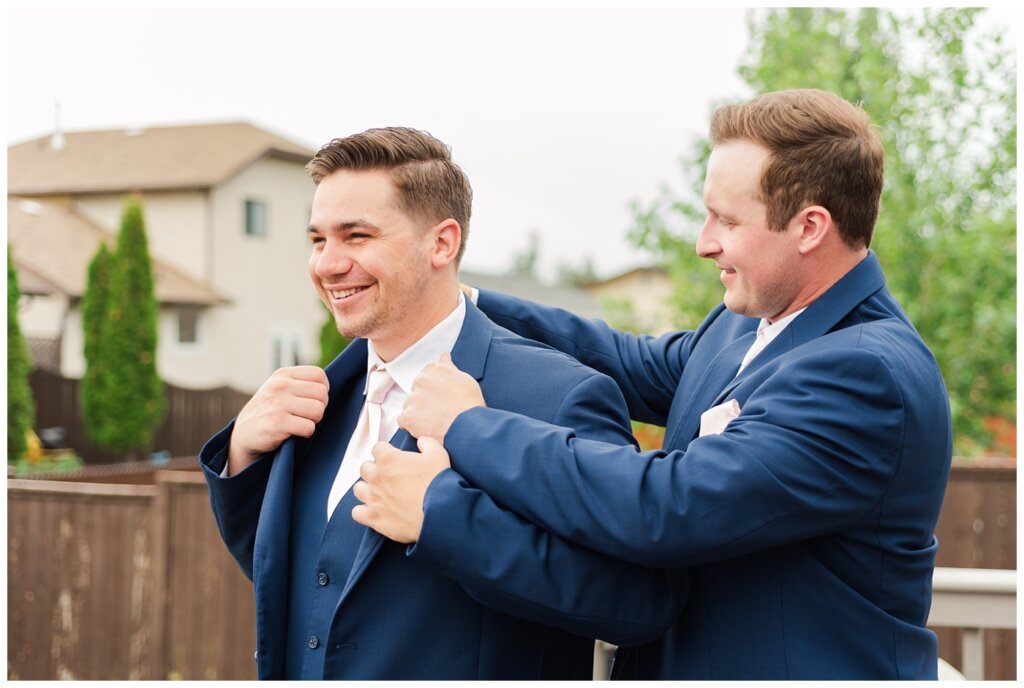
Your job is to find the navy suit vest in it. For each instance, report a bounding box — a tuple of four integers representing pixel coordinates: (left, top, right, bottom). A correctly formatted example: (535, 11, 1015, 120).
(284, 382, 365, 679)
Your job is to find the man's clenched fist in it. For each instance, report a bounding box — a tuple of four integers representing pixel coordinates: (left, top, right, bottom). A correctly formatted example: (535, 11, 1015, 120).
(226, 366, 329, 476)
(398, 353, 485, 441)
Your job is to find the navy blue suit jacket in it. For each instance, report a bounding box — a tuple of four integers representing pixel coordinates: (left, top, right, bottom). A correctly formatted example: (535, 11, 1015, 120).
(201, 300, 688, 679)
(426, 253, 952, 679)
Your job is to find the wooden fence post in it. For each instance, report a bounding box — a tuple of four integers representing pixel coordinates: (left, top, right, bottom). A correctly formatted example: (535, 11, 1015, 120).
(149, 471, 172, 679)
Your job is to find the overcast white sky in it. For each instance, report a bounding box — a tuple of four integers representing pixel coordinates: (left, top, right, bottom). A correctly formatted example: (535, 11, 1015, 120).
(6, 5, 1017, 281)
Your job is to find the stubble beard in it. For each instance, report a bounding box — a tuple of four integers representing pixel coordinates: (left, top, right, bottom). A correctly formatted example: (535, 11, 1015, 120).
(332, 296, 389, 341)
(727, 271, 793, 320)
(330, 268, 431, 342)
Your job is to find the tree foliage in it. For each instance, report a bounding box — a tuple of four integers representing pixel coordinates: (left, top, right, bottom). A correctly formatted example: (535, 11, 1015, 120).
(7, 248, 36, 462)
(317, 303, 351, 368)
(508, 230, 541, 279)
(87, 199, 166, 455)
(629, 8, 1015, 455)
(81, 243, 114, 445)
(556, 254, 599, 288)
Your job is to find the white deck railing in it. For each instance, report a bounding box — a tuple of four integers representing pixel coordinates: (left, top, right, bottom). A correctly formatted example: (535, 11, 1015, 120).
(928, 566, 1016, 680)
(593, 566, 1017, 680)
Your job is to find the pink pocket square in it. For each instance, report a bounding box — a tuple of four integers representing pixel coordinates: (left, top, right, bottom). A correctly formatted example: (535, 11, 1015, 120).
(699, 399, 741, 437)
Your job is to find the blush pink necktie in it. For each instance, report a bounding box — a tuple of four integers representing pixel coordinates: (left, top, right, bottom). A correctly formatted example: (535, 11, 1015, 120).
(736, 326, 768, 376)
(326, 365, 396, 519)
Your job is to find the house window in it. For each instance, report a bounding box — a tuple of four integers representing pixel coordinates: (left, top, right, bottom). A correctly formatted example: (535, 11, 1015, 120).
(178, 308, 201, 345)
(245, 199, 267, 237)
(270, 329, 303, 372)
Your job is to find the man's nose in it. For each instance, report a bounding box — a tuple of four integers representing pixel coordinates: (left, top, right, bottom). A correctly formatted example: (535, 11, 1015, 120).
(314, 239, 353, 277)
(695, 216, 719, 259)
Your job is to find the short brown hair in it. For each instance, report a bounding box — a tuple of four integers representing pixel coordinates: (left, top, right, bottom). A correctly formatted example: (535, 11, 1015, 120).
(710, 89, 884, 248)
(307, 127, 473, 263)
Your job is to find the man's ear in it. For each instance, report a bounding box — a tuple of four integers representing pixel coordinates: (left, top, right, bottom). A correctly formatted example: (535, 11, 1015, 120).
(792, 205, 833, 255)
(428, 219, 462, 268)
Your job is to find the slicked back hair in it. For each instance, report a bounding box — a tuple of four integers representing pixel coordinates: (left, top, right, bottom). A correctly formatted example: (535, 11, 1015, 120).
(307, 127, 473, 263)
(710, 89, 884, 248)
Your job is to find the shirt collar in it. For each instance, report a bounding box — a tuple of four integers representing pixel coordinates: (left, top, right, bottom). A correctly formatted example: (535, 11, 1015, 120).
(757, 307, 806, 345)
(365, 292, 466, 395)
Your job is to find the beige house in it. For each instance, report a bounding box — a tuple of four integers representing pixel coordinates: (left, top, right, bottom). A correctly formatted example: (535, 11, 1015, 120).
(582, 266, 676, 335)
(8, 122, 323, 392)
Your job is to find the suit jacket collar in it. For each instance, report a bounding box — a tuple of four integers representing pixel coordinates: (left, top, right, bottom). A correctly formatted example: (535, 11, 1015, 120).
(449, 298, 493, 380)
(717, 251, 887, 397)
(778, 250, 886, 351)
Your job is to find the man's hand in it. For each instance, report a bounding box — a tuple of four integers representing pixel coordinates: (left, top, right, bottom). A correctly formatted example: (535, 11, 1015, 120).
(399, 353, 485, 440)
(351, 437, 453, 543)
(227, 366, 329, 476)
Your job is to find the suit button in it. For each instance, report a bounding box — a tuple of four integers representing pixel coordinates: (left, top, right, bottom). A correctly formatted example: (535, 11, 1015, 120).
(317, 572, 329, 586)
(307, 636, 320, 649)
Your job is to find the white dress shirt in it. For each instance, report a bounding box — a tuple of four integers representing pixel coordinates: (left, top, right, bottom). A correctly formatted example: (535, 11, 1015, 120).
(326, 292, 467, 518)
(736, 308, 806, 375)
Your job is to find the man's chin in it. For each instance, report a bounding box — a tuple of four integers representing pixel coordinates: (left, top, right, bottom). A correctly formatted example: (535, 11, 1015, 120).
(333, 316, 370, 341)
(723, 293, 748, 317)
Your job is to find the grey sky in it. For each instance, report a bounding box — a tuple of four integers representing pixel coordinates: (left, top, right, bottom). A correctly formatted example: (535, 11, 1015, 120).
(7, 6, 752, 280)
(7, 6, 1015, 281)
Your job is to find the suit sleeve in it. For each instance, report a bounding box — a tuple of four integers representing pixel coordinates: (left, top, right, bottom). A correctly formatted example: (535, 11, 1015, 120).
(408, 373, 689, 645)
(200, 420, 274, 581)
(476, 289, 702, 425)
(442, 348, 907, 569)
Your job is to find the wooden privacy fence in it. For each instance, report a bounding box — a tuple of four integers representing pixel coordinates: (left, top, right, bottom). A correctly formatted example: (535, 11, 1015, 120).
(7, 461, 1016, 680)
(930, 461, 1016, 680)
(8, 471, 256, 680)
(29, 368, 251, 464)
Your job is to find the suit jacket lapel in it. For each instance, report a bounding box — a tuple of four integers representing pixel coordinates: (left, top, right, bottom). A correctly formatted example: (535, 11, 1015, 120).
(253, 339, 367, 676)
(252, 434, 296, 679)
(665, 331, 755, 446)
(338, 300, 493, 604)
(339, 428, 418, 602)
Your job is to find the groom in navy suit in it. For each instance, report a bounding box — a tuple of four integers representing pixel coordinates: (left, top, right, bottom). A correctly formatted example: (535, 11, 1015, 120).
(359, 90, 953, 679)
(200, 127, 688, 679)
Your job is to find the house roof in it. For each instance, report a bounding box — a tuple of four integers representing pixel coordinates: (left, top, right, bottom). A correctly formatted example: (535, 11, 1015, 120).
(8, 121, 315, 196)
(460, 270, 602, 319)
(583, 265, 669, 290)
(8, 198, 227, 306)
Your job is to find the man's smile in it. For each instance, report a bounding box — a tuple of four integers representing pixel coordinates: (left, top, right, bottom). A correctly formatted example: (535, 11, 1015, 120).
(328, 284, 373, 300)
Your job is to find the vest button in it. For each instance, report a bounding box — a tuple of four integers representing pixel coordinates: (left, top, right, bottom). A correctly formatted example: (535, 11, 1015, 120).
(307, 636, 320, 650)
(317, 572, 329, 586)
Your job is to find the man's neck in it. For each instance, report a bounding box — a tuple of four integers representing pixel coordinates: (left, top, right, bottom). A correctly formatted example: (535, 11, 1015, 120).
(371, 284, 462, 362)
(768, 247, 868, 323)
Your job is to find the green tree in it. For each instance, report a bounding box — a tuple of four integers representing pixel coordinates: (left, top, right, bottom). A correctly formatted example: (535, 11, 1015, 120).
(81, 243, 115, 445)
(508, 230, 541, 278)
(555, 254, 598, 288)
(94, 199, 166, 457)
(317, 303, 351, 368)
(7, 248, 36, 462)
(631, 8, 1015, 455)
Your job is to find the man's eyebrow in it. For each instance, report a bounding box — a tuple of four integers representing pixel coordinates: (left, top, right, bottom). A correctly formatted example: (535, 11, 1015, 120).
(307, 220, 382, 233)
